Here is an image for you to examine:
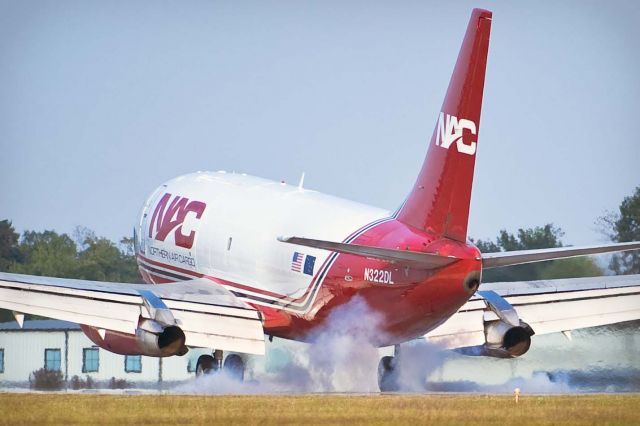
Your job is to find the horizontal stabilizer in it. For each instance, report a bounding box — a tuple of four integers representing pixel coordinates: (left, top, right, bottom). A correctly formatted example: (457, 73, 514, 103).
(278, 236, 460, 269)
(482, 241, 640, 269)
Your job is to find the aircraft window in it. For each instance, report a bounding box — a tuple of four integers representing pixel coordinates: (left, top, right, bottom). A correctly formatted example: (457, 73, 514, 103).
(124, 355, 142, 373)
(82, 348, 99, 373)
(44, 349, 61, 371)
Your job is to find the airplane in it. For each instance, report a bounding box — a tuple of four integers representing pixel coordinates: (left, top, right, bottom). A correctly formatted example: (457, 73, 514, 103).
(1, 8, 639, 391)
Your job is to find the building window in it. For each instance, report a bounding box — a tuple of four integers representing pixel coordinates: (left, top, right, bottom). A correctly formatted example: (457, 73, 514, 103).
(124, 355, 142, 373)
(0, 349, 4, 373)
(82, 348, 99, 373)
(45, 349, 61, 371)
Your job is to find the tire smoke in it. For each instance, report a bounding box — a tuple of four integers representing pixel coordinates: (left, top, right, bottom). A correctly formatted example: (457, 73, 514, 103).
(175, 296, 385, 394)
(174, 299, 640, 395)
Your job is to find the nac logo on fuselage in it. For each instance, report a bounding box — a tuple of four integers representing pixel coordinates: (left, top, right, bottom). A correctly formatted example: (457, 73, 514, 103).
(435, 112, 477, 156)
(148, 193, 207, 249)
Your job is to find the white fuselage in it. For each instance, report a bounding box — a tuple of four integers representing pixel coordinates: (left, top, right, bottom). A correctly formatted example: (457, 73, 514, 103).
(135, 171, 389, 314)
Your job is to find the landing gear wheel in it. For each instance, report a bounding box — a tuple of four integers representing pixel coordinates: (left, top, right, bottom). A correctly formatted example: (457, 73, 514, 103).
(223, 354, 245, 382)
(377, 356, 399, 392)
(196, 354, 216, 377)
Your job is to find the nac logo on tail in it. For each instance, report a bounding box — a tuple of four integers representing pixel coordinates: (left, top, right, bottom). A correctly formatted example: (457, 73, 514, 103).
(435, 112, 477, 155)
(148, 193, 206, 249)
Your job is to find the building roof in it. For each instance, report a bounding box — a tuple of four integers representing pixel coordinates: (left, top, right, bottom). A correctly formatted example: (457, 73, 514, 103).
(0, 319, 82, 331)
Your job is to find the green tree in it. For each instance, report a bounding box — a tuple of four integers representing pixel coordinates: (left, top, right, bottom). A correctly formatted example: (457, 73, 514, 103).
(76, 235, 141, 283)
(599, 186, 640, 274)
(119, 236, 135, 257)
(6, 226, 142, 283)
(9, 230, 78, 278)
(473, 224, 602, 282)
(72, 225, 97, 251)
(0, 220, 23, 271)
(1, 229, 77, 322)
(539, 257, 603, 280)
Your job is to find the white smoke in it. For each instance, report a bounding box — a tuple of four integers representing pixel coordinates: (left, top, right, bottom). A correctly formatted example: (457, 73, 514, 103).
(394, 340, 448, 392)
(303, 295, 383, 392)
(175, 296, 385, 394)
(425, 372, 572, 394)
(174, 298, 640, 395)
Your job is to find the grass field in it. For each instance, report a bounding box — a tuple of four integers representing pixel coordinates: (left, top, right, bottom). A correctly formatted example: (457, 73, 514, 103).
(0, 393, 638, 425)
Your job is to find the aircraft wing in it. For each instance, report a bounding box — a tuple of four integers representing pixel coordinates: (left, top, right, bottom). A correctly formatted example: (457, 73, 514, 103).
(426, 274, 640, 350)
(482, 241, 640, 268)
(0, 272, 265, 355)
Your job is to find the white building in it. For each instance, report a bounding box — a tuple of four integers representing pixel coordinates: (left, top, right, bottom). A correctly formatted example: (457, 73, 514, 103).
(2, 319, 638, 392)
(0, 320, 210, 388)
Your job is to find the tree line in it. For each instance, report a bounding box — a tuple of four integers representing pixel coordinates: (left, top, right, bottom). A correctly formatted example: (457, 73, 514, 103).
(472, 186, 639, 282)
(0, 223, 141, 283)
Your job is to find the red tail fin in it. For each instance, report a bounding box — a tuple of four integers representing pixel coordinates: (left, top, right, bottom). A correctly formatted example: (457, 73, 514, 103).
(396, 8, 492, 242)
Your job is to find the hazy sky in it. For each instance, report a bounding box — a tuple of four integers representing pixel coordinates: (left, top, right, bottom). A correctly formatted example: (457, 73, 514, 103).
(1, 0, 639, 246)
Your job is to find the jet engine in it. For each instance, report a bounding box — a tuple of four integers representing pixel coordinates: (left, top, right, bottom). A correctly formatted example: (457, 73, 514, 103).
(81, 320, 188, 357)
(456, 290, 535, 358)
(482, 318, 534, 358)
(135, 319, 187, 357)
(81, 289, 188, 357)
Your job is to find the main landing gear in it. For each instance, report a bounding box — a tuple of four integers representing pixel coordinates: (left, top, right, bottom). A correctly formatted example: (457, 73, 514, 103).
(195, 349, 245, 381)
(377, 345, 400, 392)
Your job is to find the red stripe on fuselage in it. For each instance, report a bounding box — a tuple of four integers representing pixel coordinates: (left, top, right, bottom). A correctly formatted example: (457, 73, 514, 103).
(137, 252, 334, 303)
(146, 272, 177, 284)
(137, 254, 203, 278)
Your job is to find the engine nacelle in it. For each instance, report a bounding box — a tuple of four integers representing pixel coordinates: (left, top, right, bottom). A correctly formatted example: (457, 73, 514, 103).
(483, 319, 534, 358)
(455, 319, 534, 358)
(82, 289, 189, 357)
(81, 320, 188, 357)
(455, 290, 535, 359)
(135, 319, 188, 357)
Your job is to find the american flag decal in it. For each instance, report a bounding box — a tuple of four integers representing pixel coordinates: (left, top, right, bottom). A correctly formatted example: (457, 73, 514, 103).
(291, 252, 316, 276)
(291, 252, 304, 272)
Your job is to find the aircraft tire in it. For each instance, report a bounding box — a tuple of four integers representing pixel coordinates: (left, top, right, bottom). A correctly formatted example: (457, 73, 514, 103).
(377, 356, 400, 392)
(196, 354, 216, 377)
(223, 354, 245, 382)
